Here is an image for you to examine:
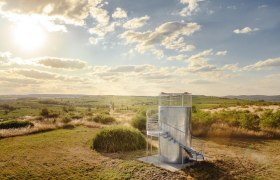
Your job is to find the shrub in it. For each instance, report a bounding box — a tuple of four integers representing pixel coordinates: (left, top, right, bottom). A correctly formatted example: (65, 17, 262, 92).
(92, 126, 146, 152)
(0, 104, 16, 114)
(91, 114, 116, 124)
(192, 105, 197, 113)
(211, 110, 260, 130)
(61, 115, 71, 124)
(40, 108, 59, 118)
(238, 113, 260, 130)
(40, 108, 49, 117)
(192, 110, 214, 126)
(131, 115, 146, 132)
(260, 110, 280, 129)
(0, 120, 34, 129)
(62, 106, 75, 112)
(69, 113, 83, 120)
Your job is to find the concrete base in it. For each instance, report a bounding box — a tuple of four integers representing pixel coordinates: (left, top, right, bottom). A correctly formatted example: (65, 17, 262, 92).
(138, 155, 194, 172)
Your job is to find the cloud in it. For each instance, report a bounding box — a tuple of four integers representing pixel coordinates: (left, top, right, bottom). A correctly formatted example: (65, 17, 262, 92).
(35, 57, 87, 69)
(107, 64, 154, 73)
(216, 50, 227, 56)
(89, 37, 103, 45)
(179, 0, 200, 16)
(189, 79, 216, 84)
(233, 27, 259, 34)
(185, 49, 217, 73)
(112, 7, 127, 19)
(123, 16, 150, 29)
(14, 69, 60, 80)
(90, 6, 110, 26)
(162, 36, 196, 52)
(89, 4, 123, 40)
(167, 54, 188, 61)
(0, 51, 11, 64)
(119, 21, 200, 57)
(242, 57, 280, 71)
(92, 64, 174, 82)
(221, 64, 239, 71)
(0, 0, 96, 26)
(89, 22, 120, 37)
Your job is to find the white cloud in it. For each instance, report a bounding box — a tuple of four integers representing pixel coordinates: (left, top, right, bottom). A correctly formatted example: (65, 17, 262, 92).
(0, 0, 98, 26)
(167, 54, 188, 61)
(89, 37, 103, 45)
(233, 27, 259, 34)
(119, 21, 200, 57)
(216, 50, 227, 56)
(35, 57, 87, 69)
(13, 69, 61, 80)
(89, 22, 120, 37)
(179, 0, 200, 16)
(90, 6, 110, 26)
(185, 49, 217, 73)
(112, 7, 127, 19)
(242, 57, 280, 71)
(123, 16, 149, 29)
(162, 36, 196, 52)
(221, 64, 239, 72)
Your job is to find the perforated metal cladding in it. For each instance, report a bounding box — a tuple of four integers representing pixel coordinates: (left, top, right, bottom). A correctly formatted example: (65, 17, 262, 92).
(159, 106, 192, 163)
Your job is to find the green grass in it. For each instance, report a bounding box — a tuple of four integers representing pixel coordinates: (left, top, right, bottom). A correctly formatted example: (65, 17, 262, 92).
(92, 126, 146, 152)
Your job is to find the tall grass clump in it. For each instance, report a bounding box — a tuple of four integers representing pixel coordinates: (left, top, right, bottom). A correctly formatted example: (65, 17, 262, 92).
(92, 126, 146, 152)
(0, 120, 34, 129)
(131, 114, 146, 132)
(91, 114, 116, 124)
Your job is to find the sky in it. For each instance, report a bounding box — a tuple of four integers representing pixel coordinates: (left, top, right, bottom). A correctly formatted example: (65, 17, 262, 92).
(0, 0, 279, 96)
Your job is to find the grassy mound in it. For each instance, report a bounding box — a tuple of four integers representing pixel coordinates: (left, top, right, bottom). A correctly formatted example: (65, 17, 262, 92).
(92, 126, 146, 152)
(91, 114, 116, 124)
(0, 120, 34, 129)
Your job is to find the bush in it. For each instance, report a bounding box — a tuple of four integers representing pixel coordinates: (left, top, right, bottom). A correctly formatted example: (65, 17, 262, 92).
(92, 126, 146, 152)
(61, 115, 71, 124)
(91, 114, 116, 124)
(260, 110, 280, 128)
(192, 110, 214, 126)
(0, 120, 34, 129)
(40, 108, 49, 117)
(40, 108, 59, 118)
(238, 113, 260, 130)
(69, 113, 83, 120)
(131, 115, 146, 132)
(193, 110, 260, 130)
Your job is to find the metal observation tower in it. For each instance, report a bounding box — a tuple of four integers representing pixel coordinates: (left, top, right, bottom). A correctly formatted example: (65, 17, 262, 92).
(146, 92, 204, 165)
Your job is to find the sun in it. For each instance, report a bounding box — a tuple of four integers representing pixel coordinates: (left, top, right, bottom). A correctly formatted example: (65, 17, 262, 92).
(13, 21, 46, 51)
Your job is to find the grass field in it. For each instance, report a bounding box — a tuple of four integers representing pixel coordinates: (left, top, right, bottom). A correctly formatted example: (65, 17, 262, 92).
(0, 95, 280, 179)
(0, 126, 279, 179)
(0, 127, 184, 179)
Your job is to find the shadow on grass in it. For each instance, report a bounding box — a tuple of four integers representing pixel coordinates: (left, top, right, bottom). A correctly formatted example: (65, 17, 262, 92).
(98, 149, 154, 160)
(205, 137, 267, 150)
(182, 160, 232, 180)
